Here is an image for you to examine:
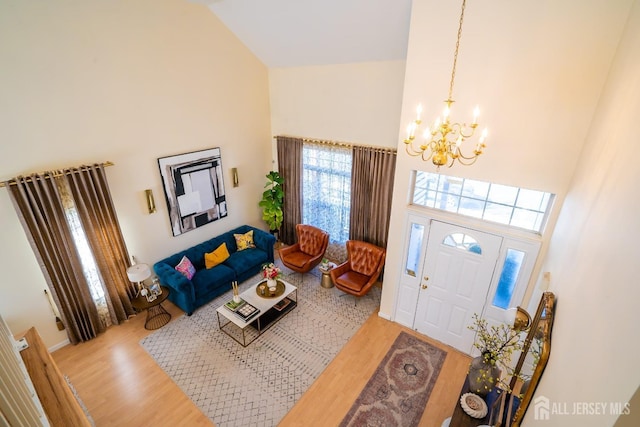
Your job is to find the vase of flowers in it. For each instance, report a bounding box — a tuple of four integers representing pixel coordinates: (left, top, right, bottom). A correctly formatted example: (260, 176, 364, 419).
(467, 313, 524, 396)
(262, 262, 282, 291)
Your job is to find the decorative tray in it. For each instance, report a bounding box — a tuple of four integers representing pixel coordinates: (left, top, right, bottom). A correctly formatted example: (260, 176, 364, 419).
(256, 279, 285, 298)
(460, 392, 488, 419)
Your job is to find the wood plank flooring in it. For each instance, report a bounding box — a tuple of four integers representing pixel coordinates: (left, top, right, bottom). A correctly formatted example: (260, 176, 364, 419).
(52, 300, 470, 427)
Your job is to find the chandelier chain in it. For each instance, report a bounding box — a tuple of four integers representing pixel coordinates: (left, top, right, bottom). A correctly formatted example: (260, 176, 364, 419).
(448, 0, 467, 101)
(403, 0, 486, 169)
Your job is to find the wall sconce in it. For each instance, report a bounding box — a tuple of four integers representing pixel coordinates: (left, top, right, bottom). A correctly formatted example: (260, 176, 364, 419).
(231, 168, 239, 187)
(145, 189, 156, 214)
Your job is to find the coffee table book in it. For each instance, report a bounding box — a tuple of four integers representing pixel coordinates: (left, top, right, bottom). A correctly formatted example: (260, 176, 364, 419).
(234, 302, 260, 321)
(273, 297, 292, 312)
(224, 298, 246, 312)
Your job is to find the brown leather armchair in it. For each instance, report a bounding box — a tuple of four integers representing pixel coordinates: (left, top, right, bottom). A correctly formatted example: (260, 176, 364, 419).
(330, 240, 386, 298)
(278, 224, 329, 274)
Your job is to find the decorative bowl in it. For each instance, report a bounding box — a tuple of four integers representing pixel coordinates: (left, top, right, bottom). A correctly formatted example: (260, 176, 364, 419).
(460, 392, 488, 419)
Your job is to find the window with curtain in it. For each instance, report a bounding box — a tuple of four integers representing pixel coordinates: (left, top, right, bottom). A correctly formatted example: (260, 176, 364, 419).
(6, 164, 135, 343)
(302, 143, 352, 244)
(58, 178, 111, 327)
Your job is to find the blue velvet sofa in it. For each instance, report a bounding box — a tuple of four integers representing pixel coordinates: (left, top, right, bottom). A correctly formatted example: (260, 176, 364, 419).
(153, 225, 276, 315)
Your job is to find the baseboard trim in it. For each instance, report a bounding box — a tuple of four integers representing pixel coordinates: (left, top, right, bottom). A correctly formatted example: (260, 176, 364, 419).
(377, 311, 391, 321)
(48, 338, 70, 353)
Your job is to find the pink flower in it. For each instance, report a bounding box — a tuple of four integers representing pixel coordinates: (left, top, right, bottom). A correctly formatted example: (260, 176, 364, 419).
(262, 263, 281, 280)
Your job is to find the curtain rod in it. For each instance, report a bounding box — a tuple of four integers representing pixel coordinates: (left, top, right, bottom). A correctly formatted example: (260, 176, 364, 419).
(0, 161, 115, 188)
(273, 135, 397, 154)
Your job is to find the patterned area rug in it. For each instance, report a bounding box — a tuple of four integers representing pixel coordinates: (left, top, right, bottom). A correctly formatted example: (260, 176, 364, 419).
(140, 261, 380, 427)
(340, 331, 447, 427)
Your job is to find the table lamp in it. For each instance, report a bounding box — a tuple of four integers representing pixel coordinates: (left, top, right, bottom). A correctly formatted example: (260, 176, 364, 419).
(127, 263, 151, 297)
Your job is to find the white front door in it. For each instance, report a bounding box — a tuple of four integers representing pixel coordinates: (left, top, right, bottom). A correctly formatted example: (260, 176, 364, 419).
(413, 221, 502, 354)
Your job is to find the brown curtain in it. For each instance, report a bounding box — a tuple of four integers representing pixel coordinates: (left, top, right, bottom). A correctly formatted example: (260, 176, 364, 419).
(277, 136, 303, 245)
(67, 166, 135, 322)
(349, 146, 397, 248)
(6, 164, 135, 344)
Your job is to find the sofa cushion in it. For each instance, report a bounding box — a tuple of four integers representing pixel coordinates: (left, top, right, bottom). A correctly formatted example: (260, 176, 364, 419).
(205, 243, 230, 269)
(224, 248, 269, 276)
(191, 264, 236, 298)
(175, 256, 196, 279)
(234, 230, 256, 251)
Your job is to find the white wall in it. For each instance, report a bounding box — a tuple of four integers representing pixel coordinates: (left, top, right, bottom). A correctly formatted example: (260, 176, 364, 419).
(0, 0, 272, 348)
(529, 1, 640, 425)
(269, 61, 405, 147)
(380, 0, 633, 317)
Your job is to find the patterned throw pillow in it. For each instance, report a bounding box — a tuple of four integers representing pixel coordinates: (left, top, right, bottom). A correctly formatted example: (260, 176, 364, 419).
(205, 243, 230, 269)
(234, 230, 256, 251)
(175, 255, 196, 280)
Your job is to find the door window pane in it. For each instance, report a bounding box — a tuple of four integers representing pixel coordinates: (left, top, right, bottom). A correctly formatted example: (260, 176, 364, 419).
(493, 249, 525, 309)
(443, 233, 482, 254)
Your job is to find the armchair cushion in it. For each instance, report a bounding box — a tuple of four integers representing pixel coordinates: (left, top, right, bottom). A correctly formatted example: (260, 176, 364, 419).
(330, 240, 386, 297)
(349, 242, 386, 277)
(298, 225, 327, 256)
(279, 225, 329, 274)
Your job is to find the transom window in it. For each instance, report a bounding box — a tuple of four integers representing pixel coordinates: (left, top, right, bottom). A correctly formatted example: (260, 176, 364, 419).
(411, 171, 554, 233)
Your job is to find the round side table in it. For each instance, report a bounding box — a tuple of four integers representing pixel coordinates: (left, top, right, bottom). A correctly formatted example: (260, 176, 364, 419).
(131, 286, 171, 330)
(319, 262, 337, 288)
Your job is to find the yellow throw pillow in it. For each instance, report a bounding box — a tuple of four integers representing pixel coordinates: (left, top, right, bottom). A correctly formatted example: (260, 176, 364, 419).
(205, 243, 230, 269)
(234, 230, 256, 251)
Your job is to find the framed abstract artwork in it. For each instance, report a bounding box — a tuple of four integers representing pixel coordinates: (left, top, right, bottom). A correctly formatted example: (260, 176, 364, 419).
(158, 148, 228, 236)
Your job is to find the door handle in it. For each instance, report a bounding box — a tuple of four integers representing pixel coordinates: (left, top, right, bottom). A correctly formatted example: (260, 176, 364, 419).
(421, 284, 428, 290)
(423, 276, 429, 281)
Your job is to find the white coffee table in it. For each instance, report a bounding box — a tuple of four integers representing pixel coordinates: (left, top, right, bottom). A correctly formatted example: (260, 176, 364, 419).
(216, 279, 297, 347)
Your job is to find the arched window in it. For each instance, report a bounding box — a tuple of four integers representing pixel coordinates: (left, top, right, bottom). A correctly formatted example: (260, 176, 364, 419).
(442, 233, 482, 254)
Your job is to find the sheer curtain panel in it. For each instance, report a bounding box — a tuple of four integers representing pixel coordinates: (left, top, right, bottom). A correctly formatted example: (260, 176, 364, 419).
(303, 142, 352, 244)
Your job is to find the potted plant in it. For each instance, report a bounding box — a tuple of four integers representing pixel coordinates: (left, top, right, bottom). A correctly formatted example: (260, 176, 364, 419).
(467, 313, 524, 395)
(259, 171, 284, 234)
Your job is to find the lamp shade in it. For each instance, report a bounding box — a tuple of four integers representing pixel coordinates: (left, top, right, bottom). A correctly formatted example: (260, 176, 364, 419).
(127, 263, 151, 283)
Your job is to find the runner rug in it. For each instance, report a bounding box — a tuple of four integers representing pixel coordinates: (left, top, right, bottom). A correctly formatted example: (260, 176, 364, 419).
(140, 262, 380, 427)
(339, 331, 447, 427)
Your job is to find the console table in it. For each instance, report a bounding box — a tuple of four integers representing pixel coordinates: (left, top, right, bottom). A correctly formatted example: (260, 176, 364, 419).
(449, 377, 491, 427)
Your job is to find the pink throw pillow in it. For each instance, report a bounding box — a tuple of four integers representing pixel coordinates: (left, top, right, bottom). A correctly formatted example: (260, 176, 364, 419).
(175, 255, 196, 280)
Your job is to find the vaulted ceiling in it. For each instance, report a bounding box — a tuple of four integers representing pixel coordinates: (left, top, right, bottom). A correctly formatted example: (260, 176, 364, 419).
(194, 0, 413, 67)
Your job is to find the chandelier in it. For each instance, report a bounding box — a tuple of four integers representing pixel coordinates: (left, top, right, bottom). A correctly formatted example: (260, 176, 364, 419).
(403, 0, 487, 169)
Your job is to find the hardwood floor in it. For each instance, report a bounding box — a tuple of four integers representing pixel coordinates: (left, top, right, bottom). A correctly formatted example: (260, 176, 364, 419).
(52, 300, 470, 427)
